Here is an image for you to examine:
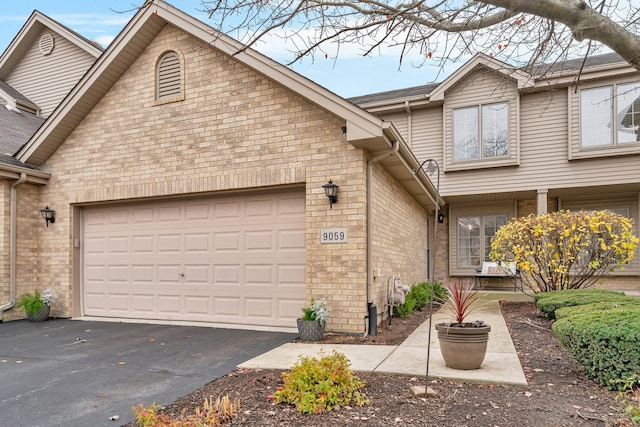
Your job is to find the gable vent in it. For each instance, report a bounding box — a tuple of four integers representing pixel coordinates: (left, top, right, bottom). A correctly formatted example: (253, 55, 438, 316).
(39, 33, 55, 56)
(157, 51, 181, 99)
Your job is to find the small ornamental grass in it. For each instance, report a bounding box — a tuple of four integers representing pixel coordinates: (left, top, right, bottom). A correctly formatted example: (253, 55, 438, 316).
(132, 395, 240, 426)
(273, 350, 369, 414)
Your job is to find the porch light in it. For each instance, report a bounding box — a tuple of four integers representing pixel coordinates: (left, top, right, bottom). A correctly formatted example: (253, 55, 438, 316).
(40, 206, 55, 227)
(322, 179, 339, 209)
(438, 213, 445, 223)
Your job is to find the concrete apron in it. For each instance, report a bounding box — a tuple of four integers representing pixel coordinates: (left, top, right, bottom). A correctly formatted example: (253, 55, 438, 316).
(239, 291, 530, 387)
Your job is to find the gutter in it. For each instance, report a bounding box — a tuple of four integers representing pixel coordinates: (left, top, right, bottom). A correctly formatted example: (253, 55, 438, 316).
(0, 172, 27, 320)
(365, 138, 399, 335)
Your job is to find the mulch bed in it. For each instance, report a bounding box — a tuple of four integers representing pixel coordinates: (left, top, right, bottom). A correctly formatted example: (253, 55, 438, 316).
(123, 301, 629, 426)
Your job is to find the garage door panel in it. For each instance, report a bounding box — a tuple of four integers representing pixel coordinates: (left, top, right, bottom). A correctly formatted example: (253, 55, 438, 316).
(214, 265, 240, 283)
(245, 298, 274, 318)
(184, 233, 209, 252)
(278, 229, 305, 250)
(245, 265, 272, 284)
(184, 265, 210, 283)
(214, 297, 241, 316)
(132, 294, 154, 313)
(279, 298, 305, 320)
(278, 264, 305, 284)
(83, 190, 306, 327)
(184, 203, 210, 221)
(132, 235, 154, 253)
(214, 232, 240, 252)
(215, 202, 240, 220)
(244, 231, 273, 251)
(184, 296, 209, 315)
(158, 234, 181, 252)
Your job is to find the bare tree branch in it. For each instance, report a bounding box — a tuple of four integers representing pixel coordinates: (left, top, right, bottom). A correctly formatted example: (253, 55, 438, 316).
(200, 0, 640, 76)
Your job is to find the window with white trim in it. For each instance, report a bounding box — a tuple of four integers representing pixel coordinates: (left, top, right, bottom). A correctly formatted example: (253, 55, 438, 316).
(457, 214, 507, 268)
(453, 102, 509, 161)
(156, 51, 182, 100)
(580, 82, 640, 147)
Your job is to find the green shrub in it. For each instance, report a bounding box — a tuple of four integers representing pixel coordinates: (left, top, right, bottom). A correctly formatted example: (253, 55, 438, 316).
(555, 300, 640, 320)
(535, 289, 628, 319)
(533, 288, 622, 302)
(395, 281, 446, 317)
(552, 309, 640, 390)
(393, 293, 416, 318)
(273, 350, 369, 414)
(408, 283, 430, 310)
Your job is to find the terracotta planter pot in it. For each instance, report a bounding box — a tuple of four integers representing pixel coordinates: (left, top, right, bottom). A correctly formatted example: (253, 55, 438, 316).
(26, 305, 50, 322)
(297, 318, 324, 342)
(435, 323, 491, 370)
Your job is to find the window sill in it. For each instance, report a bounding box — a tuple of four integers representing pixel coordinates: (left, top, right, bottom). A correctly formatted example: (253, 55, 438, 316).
(446, 157, 518, 172)
(570, 143, 640, 160)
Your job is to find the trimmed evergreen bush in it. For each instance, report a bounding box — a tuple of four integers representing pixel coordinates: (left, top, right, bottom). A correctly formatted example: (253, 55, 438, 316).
(555, 300, 640, 320)
(552, 309, 640, 390)
(533, 288, 623, 302)
(535, 289, 628, 319)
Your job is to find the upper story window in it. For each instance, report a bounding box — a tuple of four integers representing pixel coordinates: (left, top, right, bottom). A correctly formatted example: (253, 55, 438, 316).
(453, 102, 509, 161)
(580, 82, 640, 147)
(156, 51, 183, 102)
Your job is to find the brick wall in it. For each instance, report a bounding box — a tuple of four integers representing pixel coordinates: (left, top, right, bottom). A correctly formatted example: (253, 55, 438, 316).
(370, 162, 429, 325)
(6, 25, 426, 332)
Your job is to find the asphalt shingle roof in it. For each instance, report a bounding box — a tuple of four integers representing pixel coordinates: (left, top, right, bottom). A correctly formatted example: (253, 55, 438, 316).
(348, 52, 628, 106)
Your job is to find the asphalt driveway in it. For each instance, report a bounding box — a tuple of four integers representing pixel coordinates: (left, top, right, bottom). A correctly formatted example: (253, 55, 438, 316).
(0, 319, 295, 426)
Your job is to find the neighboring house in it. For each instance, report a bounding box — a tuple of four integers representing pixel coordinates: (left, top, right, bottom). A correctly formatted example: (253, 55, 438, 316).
(0, 12, 103, 321)
(351, 52, 640, 291)
(1, 1, 439, 334)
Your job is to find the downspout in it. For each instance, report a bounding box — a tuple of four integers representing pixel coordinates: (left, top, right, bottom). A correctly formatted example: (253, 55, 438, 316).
(366, 139, 399, 335)
(404, 101, 412, 147)
(0, 172, 27, 321)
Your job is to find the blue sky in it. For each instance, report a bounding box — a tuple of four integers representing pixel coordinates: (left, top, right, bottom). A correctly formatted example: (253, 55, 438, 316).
(0, 1, 450, 98)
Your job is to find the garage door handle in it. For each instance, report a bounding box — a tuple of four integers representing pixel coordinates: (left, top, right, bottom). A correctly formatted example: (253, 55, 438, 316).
(179, 273, 184, 277)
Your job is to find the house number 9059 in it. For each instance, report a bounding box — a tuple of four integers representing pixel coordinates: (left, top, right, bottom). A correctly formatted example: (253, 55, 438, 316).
(320, 228, 347, 244)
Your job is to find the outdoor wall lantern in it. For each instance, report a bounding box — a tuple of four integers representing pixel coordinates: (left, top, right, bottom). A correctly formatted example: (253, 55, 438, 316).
(438, 213, 445, 223)
(40, 206, 55, 227)
(322, 179, 339, 209)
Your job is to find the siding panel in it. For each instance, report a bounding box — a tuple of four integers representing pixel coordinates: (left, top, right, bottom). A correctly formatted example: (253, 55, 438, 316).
(6, 29, 96, 118)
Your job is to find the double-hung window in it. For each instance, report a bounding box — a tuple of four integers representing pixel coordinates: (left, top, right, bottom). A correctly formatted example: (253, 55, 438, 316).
(580, 82, 640, 147)
(457, 214, 507, 268)
(453, 102, 509, 161)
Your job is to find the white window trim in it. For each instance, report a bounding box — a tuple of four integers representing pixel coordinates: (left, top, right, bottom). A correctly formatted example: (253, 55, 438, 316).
(569, 80, 640, 160)
(449, 202, 515, 276)
(452, 102, 510, 162)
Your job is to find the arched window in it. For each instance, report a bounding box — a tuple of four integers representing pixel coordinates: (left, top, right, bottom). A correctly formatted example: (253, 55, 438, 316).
(156, 51, 182, 100)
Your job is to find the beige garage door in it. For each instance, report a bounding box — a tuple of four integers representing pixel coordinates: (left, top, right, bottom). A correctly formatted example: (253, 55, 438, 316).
(82, 191, 306, 327)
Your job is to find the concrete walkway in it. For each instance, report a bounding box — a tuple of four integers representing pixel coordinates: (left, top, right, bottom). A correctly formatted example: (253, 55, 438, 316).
(239, 291, 531, 387)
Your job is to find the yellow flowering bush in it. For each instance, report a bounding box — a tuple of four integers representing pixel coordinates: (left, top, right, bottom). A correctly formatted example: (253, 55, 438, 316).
(490, 210, 639, 293)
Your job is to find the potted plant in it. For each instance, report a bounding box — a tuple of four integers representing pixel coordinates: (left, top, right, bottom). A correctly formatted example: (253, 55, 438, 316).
(297, 298, 329, 342)
(435, 280, 490, 369)
(16, 288, 53, 322)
